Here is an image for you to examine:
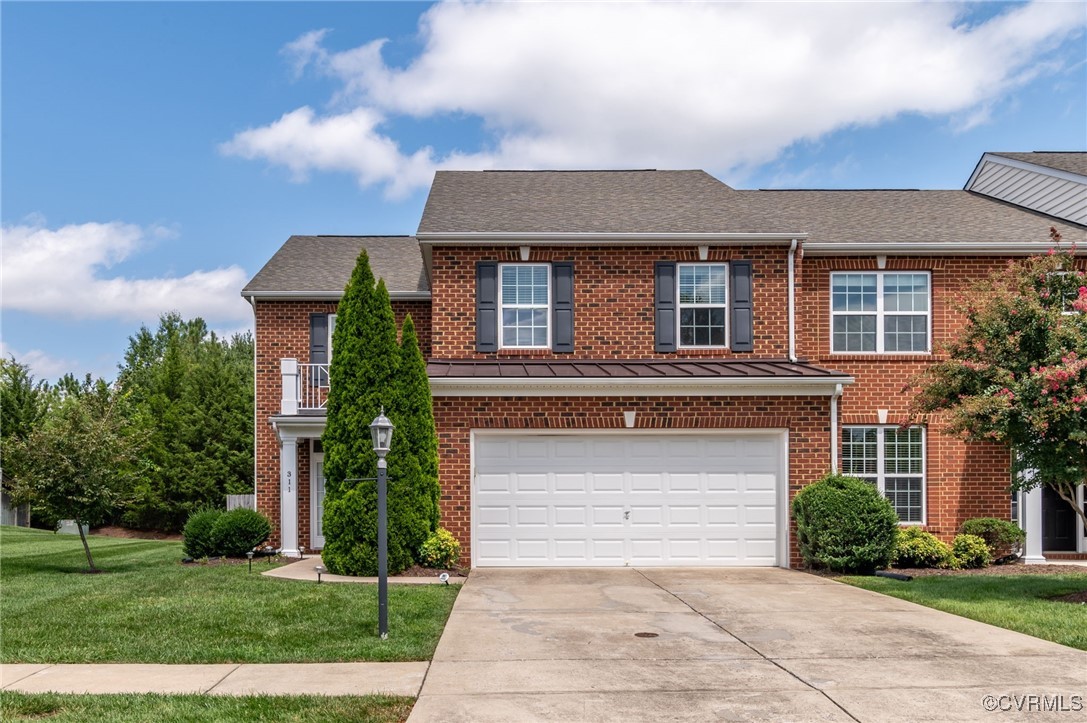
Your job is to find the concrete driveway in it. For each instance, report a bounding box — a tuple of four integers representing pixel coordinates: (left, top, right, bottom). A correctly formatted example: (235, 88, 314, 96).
(409, 568, 1087, 722)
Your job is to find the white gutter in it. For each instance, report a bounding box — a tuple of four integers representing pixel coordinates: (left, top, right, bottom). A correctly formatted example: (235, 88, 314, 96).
(829, 383, 843, 473)
(803, 242, 1083, 256)
(416, 232, 808, 245)
(787, 238, 798, 362)
(240, 290, 432, 301)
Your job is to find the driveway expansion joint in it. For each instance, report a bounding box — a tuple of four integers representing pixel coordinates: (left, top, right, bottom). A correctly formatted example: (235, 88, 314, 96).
(203, 663, 243, 694)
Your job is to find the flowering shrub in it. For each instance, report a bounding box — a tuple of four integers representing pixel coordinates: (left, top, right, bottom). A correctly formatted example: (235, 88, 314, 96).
(910, 228, 1087, 535)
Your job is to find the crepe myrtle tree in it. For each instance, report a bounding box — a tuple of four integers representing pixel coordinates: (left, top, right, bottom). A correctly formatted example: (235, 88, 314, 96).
(909, 228, 1087, 535)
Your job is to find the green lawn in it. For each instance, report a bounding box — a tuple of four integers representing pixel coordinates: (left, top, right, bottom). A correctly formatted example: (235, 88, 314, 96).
(0, 692, 413, 723)
(842, 573, 1087, 650)
(0, 526, 459, 663)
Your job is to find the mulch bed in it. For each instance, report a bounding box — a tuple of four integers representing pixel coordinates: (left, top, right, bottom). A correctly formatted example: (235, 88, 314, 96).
(1051, 590, 1087, 604)
(807, 561, 1087, 578)
(92, 525, 183, 541)
(398, 564, 468, 578)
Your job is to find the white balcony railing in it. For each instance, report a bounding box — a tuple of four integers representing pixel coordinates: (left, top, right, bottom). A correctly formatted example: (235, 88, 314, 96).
(280, 359, 330, 414)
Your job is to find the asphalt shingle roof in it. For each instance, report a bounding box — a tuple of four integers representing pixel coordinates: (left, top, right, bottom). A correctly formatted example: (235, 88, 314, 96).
(990, 152, 1087, 177)
(417, 170, 737, 234)
(732, 190, 1086, 244)
(242, 236, 428, 296)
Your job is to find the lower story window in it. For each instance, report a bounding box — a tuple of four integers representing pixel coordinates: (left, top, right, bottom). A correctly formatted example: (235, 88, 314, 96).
(842, 426, 925, 523)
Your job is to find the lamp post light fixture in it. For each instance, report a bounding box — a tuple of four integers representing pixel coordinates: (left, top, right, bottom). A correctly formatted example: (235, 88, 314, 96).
(246, 550, 254, 573)
(370, 407, 394, 640)
(315, 565, 325, 584)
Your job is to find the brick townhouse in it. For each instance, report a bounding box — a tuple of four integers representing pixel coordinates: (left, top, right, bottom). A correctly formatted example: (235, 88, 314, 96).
(243, 151, 1087, 568)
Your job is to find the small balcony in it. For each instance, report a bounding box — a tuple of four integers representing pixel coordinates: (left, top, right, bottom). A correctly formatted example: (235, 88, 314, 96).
(280, 359, 329, 414)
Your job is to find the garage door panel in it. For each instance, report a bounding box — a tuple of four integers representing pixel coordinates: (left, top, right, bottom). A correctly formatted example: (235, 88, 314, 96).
(474, 433, 782, 567)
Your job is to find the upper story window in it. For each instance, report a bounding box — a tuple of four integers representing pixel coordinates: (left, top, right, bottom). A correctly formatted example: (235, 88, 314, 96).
(842, 425, 926, 523)
(831, 272, 930, 353)
(500, 264, 550, 348)
(678, 264, 728, 347)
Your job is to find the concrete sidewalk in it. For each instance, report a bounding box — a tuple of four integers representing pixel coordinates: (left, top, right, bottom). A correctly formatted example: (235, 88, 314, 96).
(1, 662, 428, 697)
(263, 556, 466, 585)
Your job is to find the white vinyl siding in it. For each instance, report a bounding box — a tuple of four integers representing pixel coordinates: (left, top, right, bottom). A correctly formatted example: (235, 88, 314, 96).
(499, 264, 550, 348)
(678, 263, 728, 348)
(968, 157, 1087, 225)
(842, 426, 926, 523)
(831, 272, 930, 353)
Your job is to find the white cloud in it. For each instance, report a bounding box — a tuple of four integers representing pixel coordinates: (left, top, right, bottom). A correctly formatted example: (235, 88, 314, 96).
(222, 1, 1085, 197)
(1, 220, 251, 323)
(0, 340, 81, 381)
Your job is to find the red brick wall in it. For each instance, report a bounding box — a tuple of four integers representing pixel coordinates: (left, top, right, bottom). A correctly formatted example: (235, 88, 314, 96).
(432, 394, 832, 567)
(253, 298, 431, 548)
(796, 255, 1017, 537)
(429, 245, 791, 359)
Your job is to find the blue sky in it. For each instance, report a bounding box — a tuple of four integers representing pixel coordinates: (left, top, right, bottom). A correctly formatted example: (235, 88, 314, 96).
(3, 1, 1085, 381)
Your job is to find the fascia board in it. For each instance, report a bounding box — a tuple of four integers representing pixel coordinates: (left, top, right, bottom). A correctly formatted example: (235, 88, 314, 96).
(803, 242, 1084, 256)
(416, 232, 807, 245)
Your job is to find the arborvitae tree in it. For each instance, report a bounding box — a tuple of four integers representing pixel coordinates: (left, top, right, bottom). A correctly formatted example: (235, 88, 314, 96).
(322, 259, 414, 574)
(389, 314, 441, 545)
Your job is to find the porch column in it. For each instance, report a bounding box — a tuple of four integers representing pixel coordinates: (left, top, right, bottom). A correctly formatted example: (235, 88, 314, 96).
(279, 431, 300, 558)
(281, 359, 299, 416)
(1022, 485, 1046, 564)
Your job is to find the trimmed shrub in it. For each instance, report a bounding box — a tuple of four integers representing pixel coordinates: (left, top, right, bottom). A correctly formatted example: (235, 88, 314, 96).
(322, 485, 413, 576)
(959, 517, 1025, 560)
(952, 533, 992, 569)
(791, 473, 899, 573)
(183, 507, 223, 559)
(419, 528, 460, 569)
(210, 508, 272, 557)
(893, 527, 954, 569)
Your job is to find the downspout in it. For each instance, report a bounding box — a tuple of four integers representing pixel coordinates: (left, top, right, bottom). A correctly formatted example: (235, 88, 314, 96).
(830, 383, 843, 473)
(787, 238, 798, 362)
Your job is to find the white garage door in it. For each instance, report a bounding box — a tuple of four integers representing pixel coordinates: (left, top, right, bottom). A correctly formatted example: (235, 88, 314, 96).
(473, 433, 784, 567)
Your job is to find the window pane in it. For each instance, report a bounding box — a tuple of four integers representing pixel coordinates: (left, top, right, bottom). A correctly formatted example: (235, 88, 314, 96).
(679, 306, 726, 347)
(884, 477, 923, 522)
(832, 274, 877, 312)
(884, 428, 923, 475)
(842, 427, 878, 476)
(884, 274, 928, 312)
(884, 315, 927, 352)
(833, 315, 876, 352)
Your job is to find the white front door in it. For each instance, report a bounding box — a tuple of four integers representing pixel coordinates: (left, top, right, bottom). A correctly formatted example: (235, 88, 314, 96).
(311, 450, 326, 549)
(473, 432, 786, 567)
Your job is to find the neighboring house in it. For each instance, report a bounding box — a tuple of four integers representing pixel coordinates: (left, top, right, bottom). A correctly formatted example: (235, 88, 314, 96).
(1, 473, 31, 527)
(243, 153, 1087, 568)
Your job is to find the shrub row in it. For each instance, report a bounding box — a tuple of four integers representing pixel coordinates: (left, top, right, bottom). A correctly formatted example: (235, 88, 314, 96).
(183, 507, 272, 559)
(792, 472, 1025, 573)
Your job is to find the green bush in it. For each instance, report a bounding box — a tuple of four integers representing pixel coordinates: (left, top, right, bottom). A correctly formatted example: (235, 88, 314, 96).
(959, 517, 1025, 560)
(952, 533, 993, 569)
(321, 486, 413, 576)
(893, 527, 955, 569)
(209, 508, 272, 558)
(182, 508, 223, 559)
(419, 528, 460, 568)
(791, 473, 899, 573)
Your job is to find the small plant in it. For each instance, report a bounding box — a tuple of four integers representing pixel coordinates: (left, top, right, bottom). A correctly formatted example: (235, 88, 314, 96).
(419, 528, 460, 569)
(210, 508, 272, 558)
(182, 508, 223, 559)
(959, 517, 1025, 560)
(893, 527, 955, 569)
(791, 472, 899, 573)
(952, 533, 993, 569)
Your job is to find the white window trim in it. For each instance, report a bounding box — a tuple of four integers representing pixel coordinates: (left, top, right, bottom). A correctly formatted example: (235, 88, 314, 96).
(498, 263, 551, 350)
(327, 314, 337, 361)
(1048, 271, 1083, 316)
(843, 425, 927, 525)
(830, 271, 932, 354)
(677, 262, 729, 349)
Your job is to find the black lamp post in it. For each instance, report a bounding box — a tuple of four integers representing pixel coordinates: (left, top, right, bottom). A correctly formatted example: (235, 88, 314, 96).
(370, 407, 394, 639)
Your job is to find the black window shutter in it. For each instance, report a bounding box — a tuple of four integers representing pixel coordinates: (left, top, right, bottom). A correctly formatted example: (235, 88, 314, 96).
(309, 313, 329, 364)
(654, 262, 677, 353)
(551, 262, 574, 353)
(730, 261, 754, 352)
(476, 261, 499, 352)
